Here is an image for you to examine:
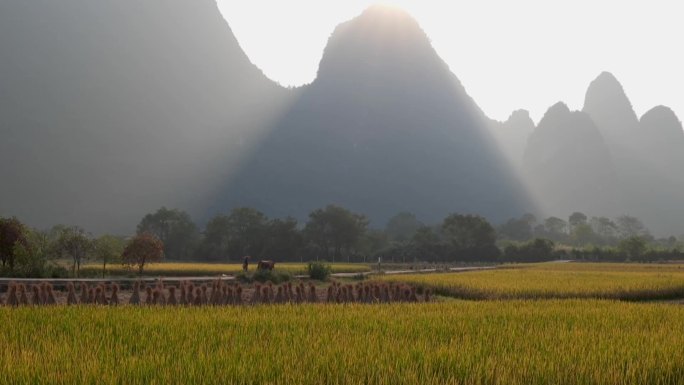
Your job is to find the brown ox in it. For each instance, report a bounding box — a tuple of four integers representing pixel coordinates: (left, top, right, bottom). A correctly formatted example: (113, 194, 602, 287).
(257, 260, 275, 271)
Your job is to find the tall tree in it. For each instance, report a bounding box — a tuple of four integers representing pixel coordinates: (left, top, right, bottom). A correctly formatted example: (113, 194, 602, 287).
(543, 217, 568, 240)
(590, 217, 618, 242)
(385, 212, 423, 243)
(618, 236, 647, 261)
(569, 212, 588, 230)
(122, 233, 164, 274)
(409, 226, 443, 262)
(202, 208, 269, 260)
(0, 217, 29, 270)
(442, 214, 499, 261)
(53, 226, 92, 276)
(137, 207, 199, 260)
(498, 214, 536, 241)
(304, 205, 368, 262)
(571, 223, 601, 246)
(93, 235, 125, 278)
(262, 217, 303, 262)
(616, 215, 651, 239)
(359, 230, 390, 263)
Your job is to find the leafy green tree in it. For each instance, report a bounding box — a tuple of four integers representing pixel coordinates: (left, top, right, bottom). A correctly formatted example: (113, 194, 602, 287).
(201, 215, 232, 260)
(358, 230, 390, 262)
(590, 217, 618, 244)
(504, 238, 555, 262)
(385, 212, 423, 243)
(409, 226, 443, 262)
(568, 212, 588, 231)
(93, 235, 125, 278)
(0, 217, 29, 270)
(53, 226, 92, 276)
(498, 214, 536, 241)
(616, 215, 651, 240)
(304, 205, 368, 262)
(571, 223, 601, 246)
(262, 217, 303, 261)
(137, 207, 199, 260)
(202, 208, 269, 261)
(442, 214, 499, 261)
(26, 228, 56, 261)
(543, 217, 568, 240)
(122, 233, 164, 274)
(618, 236, 647, 261)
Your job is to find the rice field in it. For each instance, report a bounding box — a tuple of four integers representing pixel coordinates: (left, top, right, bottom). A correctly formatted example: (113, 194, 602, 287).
(1, 300, 684, 384)
(379, 263, 684, 300)
(79, 262, 371, 277)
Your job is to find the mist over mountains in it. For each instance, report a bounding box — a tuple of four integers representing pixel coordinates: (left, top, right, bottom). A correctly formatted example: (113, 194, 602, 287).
(1, 1, 682, 235)
(211, 6, 534, 227)
(519, 71, 684, 234)
(0, 0, 288, 233)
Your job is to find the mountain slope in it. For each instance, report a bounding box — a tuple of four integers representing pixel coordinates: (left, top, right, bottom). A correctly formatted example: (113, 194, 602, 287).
(213, 6, 535, 226)
(489, 110, 535, 172)
(0, 0, 290, 233)
(583, 72, 642, 156)
(639, 106, 684, 174)
(523, 102, 620, 216)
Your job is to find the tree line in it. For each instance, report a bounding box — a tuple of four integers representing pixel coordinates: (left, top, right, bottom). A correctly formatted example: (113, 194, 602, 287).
(2, 206, 683, 277)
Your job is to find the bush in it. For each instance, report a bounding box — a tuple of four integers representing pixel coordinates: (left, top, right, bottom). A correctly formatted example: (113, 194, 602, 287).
(307, 262, 331, 281)
(238, 269, 292, 284)
(9, 242, 48, 277)
(48, 265, 70, 278)
(503, 238, 555, 262)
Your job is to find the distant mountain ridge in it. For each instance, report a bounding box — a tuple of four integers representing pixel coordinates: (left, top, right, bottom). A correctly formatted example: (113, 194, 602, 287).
(211, 6, 535, 226)
(0, 2, 682, 235)
(522, 72, 684, 234)
(523, 102, 620, 216)
(0, 0, 290, 233)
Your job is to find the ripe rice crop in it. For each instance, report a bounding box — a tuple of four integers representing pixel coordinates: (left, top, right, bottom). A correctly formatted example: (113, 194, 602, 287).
(79, 262, 370, 277)
(1, 301, 684, 384)
(380, 263, 684, 300)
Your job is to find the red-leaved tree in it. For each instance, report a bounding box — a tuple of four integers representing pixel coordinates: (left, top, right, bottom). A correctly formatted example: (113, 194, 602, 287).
(121, 233, 164, 274)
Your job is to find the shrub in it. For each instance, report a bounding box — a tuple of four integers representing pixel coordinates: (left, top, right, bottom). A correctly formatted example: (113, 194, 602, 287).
(240, 269, 292, 284)
(503, 238, 555, 262)
(48, 265, 70, 278)
(307, 262, 331, 281)
(235, 271, 250, 283)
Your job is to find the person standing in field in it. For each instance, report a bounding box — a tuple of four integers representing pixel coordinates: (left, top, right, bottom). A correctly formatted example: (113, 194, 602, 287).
(242, 256, 249, 272)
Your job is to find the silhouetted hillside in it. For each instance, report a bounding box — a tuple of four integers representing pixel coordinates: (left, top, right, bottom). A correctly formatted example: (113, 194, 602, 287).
(519, 73, 684, 234)
(213, 6, 535, 226)
(631, 106, 684, 233)
(639, 106, 684, 173)
(489, 110, 535, 172)
(523, 102, 620, 216)
(2, 3, 683, 236)
(583, 72, 642, 156)
(0, 0, 290, 233)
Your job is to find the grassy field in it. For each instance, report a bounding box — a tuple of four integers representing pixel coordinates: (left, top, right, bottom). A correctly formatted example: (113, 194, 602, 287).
(79, 262, 371, 277)
(2, 300, 684, 384)
(379, 263, 684, 300)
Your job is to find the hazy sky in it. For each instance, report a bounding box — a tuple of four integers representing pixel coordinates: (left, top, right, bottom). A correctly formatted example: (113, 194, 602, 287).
(218, 0, 683, 124)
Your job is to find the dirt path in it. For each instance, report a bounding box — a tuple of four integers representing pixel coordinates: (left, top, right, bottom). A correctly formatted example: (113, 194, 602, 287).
(0, 264, 510, 288)
(330, 265, 499, 278)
